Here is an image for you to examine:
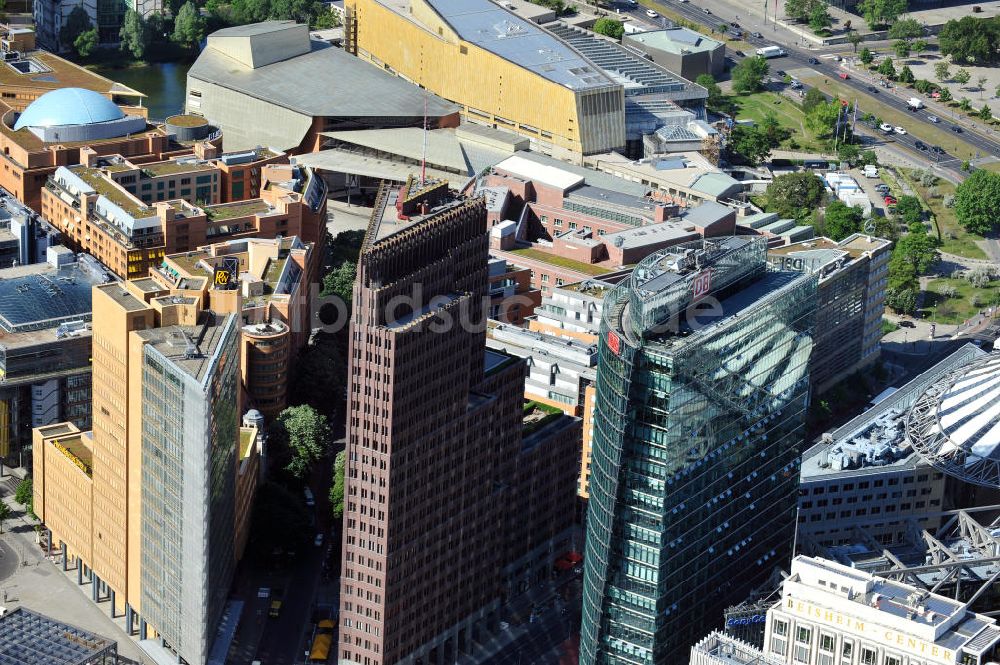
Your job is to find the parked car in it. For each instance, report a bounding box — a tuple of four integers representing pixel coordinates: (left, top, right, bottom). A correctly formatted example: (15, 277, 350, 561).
(884, 196, 898, 204)
(927, 115, 940, 123)
(915, 140, 927, 150)
(899, 320, 916, 328)
(951, 125, 964, 133)
(790, 80, 803, 89)
(752, 31, 763, 38)
(775, 70, 787, 77)
(734, 50, 745, 57)
(874, 184, 890, 192)
(893, 126, 907, 134)
(314, 533, 324, 547)
(645, 8, 658, 17)
(269, 600, 283, 618)
(879, 123, 894, 132)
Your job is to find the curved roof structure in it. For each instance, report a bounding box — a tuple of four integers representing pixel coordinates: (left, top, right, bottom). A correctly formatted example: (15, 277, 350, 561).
(906, 351, 1000, 487)
(13, 88, 124, 130)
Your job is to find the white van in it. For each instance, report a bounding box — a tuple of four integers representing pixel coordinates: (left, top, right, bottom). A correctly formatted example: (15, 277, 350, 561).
(863, 165, 879, 178)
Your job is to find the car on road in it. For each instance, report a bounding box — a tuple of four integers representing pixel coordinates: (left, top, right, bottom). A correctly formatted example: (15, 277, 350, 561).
(790, 80, 802, 89)
(775, 70, 786, 77)
(808, 57, 819, 64)
(893, 126, 906, 134)
(915, 141, 927, 150)
(314, 533, 324, 547)
(645, 8, 658, 17)
(734, 50, 745, 57)
(838, 72, 849, 79)
(951, 125, 964, 133)
(833, 55, 842, 62)
(703, 7, 711, 13)
(752, 31, 763, 38)
(867, 85, 880, 94)
(932, 145, 946, 154)
(730, 21, 739, 27)
(879, 123, 894, 132)
(927, 115, 940, 123)
(269, 600, 283, 618)
(899, 320, 916, 328)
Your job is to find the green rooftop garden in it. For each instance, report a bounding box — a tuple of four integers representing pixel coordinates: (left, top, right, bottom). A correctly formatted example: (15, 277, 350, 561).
(508, 247, 611, 276)
(522, 400, 564, 436)
(206, 200, 271, 222)
(73, 166, 149, 217)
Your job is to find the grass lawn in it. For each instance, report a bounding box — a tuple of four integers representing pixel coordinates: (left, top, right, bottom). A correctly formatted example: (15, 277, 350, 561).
(978, 161, 1000, 173)
(732, 91, 828, 152)
(898, 170, 988, 260)
(921, 277, 1000, 324)
(799, 75, 982, 161)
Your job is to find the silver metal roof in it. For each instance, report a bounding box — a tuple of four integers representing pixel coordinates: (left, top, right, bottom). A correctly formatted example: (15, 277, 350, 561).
(423, 0, 614, 91)
(907, 351, 1000, 488)
(188, 40, 458, 118)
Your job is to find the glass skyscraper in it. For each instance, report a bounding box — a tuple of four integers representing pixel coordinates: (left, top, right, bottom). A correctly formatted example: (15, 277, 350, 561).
(580, 237, 817, 664)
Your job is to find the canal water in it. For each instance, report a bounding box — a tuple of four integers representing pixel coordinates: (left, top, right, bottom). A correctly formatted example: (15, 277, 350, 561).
(93, 61, 192, 121)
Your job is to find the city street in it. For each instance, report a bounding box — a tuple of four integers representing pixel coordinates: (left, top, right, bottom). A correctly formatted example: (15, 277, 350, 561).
(617, 0, 1000, 175)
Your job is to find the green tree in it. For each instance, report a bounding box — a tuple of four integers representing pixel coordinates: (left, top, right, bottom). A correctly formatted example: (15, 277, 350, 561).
(837, 142, 861, 165)
(765, 172, 826, 220)
(729, 125, 774, 166)
(898, 65, 915, 84)
(959, 97, 972, 111)
(939, 15, 1000, 64)
(914, 78, 931, 93)
(859, 47, 874, 65)
(289, 332, 345, 417)
(172, 1, 206, 48)
(14, 477, 32, 507)
(857, 0, 908, 29)
(273, 405, 331, 480)
(809, 2, 832, 32)
(978, 76, 989, 98)
(912, 39, 928, 56)
(955, 169, 1000, 234)
(119, 8, 150, 59)
(934, 61, 951, 82)
(807, 100, 844, 137)
(0, 501, 9, 534)
(312, 4, 341, 28)
(823, 201, 864, 240)
(732, 56, 769, 93)
(74, 27, 98, 57)
(330, 450, 345, 520)
(802, 86, 827, 114)
(848, 31, 863, 53)
(60, 5, 93, 51)
(889, 17, 924, 39)
(894, 232, 939, 275)
(321, 260, 356, 307)
(592, 17, 624, 40)
(785, 0, 813, 22)
(885, 287, 918, 314)
(695, 74, 727, 114)
(877, 57, 897, 79)
(980, 104, 993, 120)
(954, 68, 971, 86)
(894, 39, 911, 59)
(894, 195, 923, 225)
(939, 86, 952, 102)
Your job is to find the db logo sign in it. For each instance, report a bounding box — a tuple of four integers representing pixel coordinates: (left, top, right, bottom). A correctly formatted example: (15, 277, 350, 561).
(692, 269, 712, 302)
(607, 331, 621, 356)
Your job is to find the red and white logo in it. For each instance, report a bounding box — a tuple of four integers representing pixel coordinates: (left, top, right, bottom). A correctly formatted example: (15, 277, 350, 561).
(607, 330, 621, 356)
(692, 269, 712, 302)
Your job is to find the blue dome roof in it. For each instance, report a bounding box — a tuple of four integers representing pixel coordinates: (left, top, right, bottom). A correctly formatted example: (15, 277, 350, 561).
(13, 88, 125, 131)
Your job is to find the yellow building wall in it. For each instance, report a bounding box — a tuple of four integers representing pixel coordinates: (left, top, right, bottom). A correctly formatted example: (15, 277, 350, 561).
(90, 285, 154, 613)
(40, 437, 95, 565)
(347, 0, 622, 156)
(580, 382, 596, 500)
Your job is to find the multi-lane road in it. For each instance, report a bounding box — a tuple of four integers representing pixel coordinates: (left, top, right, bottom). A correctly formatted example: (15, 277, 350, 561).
(616, 0, 1000, 174)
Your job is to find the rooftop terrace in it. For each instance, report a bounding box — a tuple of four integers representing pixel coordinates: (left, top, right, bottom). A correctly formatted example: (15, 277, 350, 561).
(205, 199, 272, 221)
